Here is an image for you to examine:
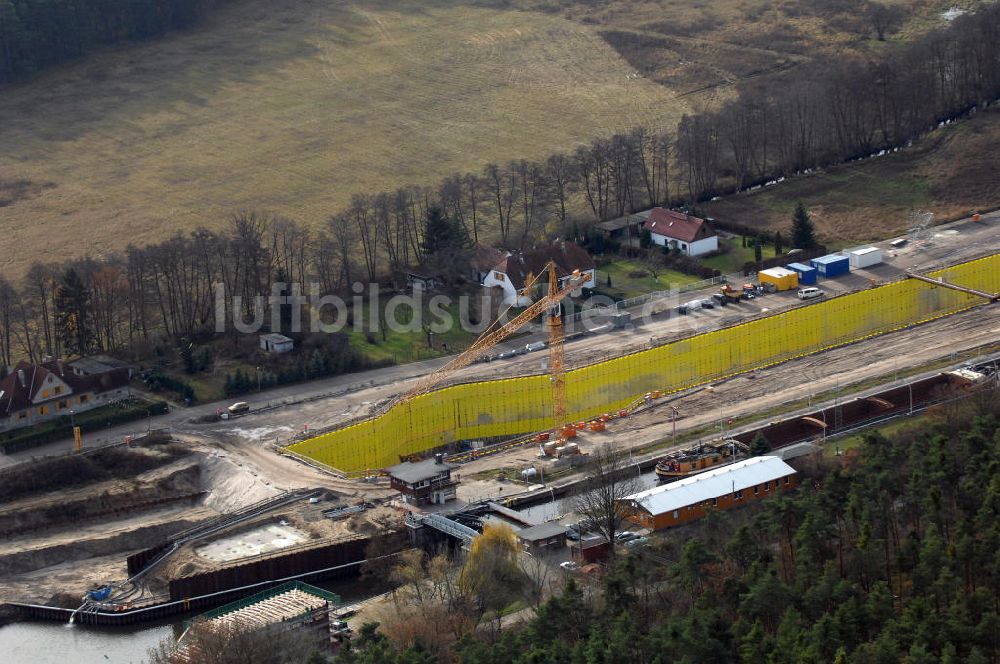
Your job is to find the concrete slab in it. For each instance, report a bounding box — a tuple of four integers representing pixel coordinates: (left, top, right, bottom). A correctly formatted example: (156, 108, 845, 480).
(194, 522, 310, 563)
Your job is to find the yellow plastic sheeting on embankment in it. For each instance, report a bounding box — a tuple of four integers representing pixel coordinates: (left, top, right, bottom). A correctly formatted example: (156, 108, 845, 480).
(289, 253, 1000, 473)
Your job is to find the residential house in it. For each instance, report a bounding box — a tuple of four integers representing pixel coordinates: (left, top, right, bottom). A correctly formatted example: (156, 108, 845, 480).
(482, 241, 597, 306)
(386, 455, 460, 505)
(0, 359, 132, 433)
(621, 456, 797, 531)
(642, 208, 718, 256)
(470, 245, 506, 284)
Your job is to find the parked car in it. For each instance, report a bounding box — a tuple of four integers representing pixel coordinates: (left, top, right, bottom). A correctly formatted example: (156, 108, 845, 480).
(625, 536, 649, 548)
(797, 287, 825, 300)
(565, 528, 581, 541)
(615, 530, 638, 542)
(700, 299, 714, 309)
(227, 402, 250, 415)
(559, 561, 580, 571)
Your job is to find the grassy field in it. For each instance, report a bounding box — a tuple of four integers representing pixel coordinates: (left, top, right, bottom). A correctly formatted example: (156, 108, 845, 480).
(0, 0, 687, 276)
(346, 302, 479, 365)
(598, 259, 701, 299)
(503, 0, 967, 103)
(2, 0, 990, 277)
(699, 238, 774, 274)
(704, 105, 1000, 245)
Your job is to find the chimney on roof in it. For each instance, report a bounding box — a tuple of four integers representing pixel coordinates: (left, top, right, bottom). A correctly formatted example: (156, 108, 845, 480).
(435, 453, 444, 465)
(17, 369, 25, 388)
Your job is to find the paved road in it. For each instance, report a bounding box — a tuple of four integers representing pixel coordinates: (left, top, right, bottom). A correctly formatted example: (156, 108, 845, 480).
(3, 211, 997, 468)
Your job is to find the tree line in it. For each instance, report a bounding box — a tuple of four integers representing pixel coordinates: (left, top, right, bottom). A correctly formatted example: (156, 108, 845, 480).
(0, 0, 216, 82)
(1, 4, 998, 368)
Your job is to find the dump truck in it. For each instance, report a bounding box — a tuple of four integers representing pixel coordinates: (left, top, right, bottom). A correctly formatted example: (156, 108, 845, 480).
(719, 284, 743, 303)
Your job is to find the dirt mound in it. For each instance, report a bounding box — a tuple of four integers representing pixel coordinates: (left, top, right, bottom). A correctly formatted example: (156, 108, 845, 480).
(0, 444, 188, 504)
(195, 450, 281, 512)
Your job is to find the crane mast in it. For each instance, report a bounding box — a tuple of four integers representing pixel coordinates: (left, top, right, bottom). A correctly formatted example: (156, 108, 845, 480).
(546, 262, 567, 429)
(379, 261, 583, 417)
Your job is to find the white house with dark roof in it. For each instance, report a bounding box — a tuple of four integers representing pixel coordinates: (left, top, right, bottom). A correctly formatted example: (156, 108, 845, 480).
(643, 208, 718, 256)
(0, 359, 131, 432)
(482, 241, 596, 306)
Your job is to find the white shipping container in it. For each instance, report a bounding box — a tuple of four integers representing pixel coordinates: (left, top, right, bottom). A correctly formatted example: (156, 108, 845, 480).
(848, 247, 882, 269)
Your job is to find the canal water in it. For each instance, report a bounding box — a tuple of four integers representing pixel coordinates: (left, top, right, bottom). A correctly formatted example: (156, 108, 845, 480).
(0, 472, 660, 662)
(0, 620, 176, 664)
(0, 577, 385, 663)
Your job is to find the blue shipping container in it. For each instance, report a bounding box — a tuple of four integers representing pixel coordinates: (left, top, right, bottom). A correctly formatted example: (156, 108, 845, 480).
(810, 254, 850, 278)
(786, 262, 817, 285)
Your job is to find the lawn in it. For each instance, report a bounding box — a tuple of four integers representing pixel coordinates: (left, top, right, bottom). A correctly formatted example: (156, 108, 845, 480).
(347, 301, 479, 365)
(0, 0, 686, 276)
(598, 259, 701, 300)
(698, 238, 776, 274)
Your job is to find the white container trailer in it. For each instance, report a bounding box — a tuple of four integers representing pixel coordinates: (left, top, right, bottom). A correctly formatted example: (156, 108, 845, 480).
(848, 246, 882, 269)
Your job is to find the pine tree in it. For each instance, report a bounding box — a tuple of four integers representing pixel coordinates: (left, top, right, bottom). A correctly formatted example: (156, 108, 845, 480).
(54, 268, 93, 356)
(750, 431, 771, 456)
(309, 348, 328, 377)
(754, 238, 763, 263)
(774, 231, 784, 256)
(792, 202, 818, 249)
(179, 339, 195, 374)
(421, 205, 465, 257)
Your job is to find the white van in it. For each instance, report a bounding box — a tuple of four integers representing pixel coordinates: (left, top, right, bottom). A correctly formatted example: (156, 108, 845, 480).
(797, 287, 825, 300)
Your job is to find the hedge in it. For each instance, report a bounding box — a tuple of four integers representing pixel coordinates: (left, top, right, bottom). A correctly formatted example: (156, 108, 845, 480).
(0, 399, 170, 454)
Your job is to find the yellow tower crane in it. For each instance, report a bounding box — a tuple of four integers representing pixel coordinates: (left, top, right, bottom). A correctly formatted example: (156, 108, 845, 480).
(380, 261, 583, 431)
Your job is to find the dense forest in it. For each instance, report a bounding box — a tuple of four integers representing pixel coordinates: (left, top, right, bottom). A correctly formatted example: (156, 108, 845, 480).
(0, 0, 216, 81)
(331, 392, 1000, 663)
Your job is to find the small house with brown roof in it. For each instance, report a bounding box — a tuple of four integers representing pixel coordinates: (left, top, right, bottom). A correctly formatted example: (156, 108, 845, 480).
(643, 208, 718, 256)
(482, 241, 596, 306)
(0, 359, 131, 433)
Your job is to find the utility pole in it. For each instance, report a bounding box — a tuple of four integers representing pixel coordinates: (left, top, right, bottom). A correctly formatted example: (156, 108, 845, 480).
(670, 406, 679, 448)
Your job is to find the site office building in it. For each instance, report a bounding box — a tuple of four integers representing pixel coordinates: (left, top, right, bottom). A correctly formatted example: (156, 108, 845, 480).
(386, 455, 460, 506)
(621, 456, 798, 531)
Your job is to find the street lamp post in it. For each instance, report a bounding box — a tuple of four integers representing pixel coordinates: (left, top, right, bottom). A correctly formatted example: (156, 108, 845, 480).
(256, 366, 262, 392)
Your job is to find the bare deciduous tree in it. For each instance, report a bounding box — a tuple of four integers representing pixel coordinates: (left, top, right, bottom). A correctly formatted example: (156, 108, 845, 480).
(572, 444, 641, 553)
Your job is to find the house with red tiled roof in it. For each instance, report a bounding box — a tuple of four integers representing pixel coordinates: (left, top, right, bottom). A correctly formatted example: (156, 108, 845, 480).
(642, 208, 718, 256)
(0, 359, 131, 433)
(482, 241, 596, 306)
